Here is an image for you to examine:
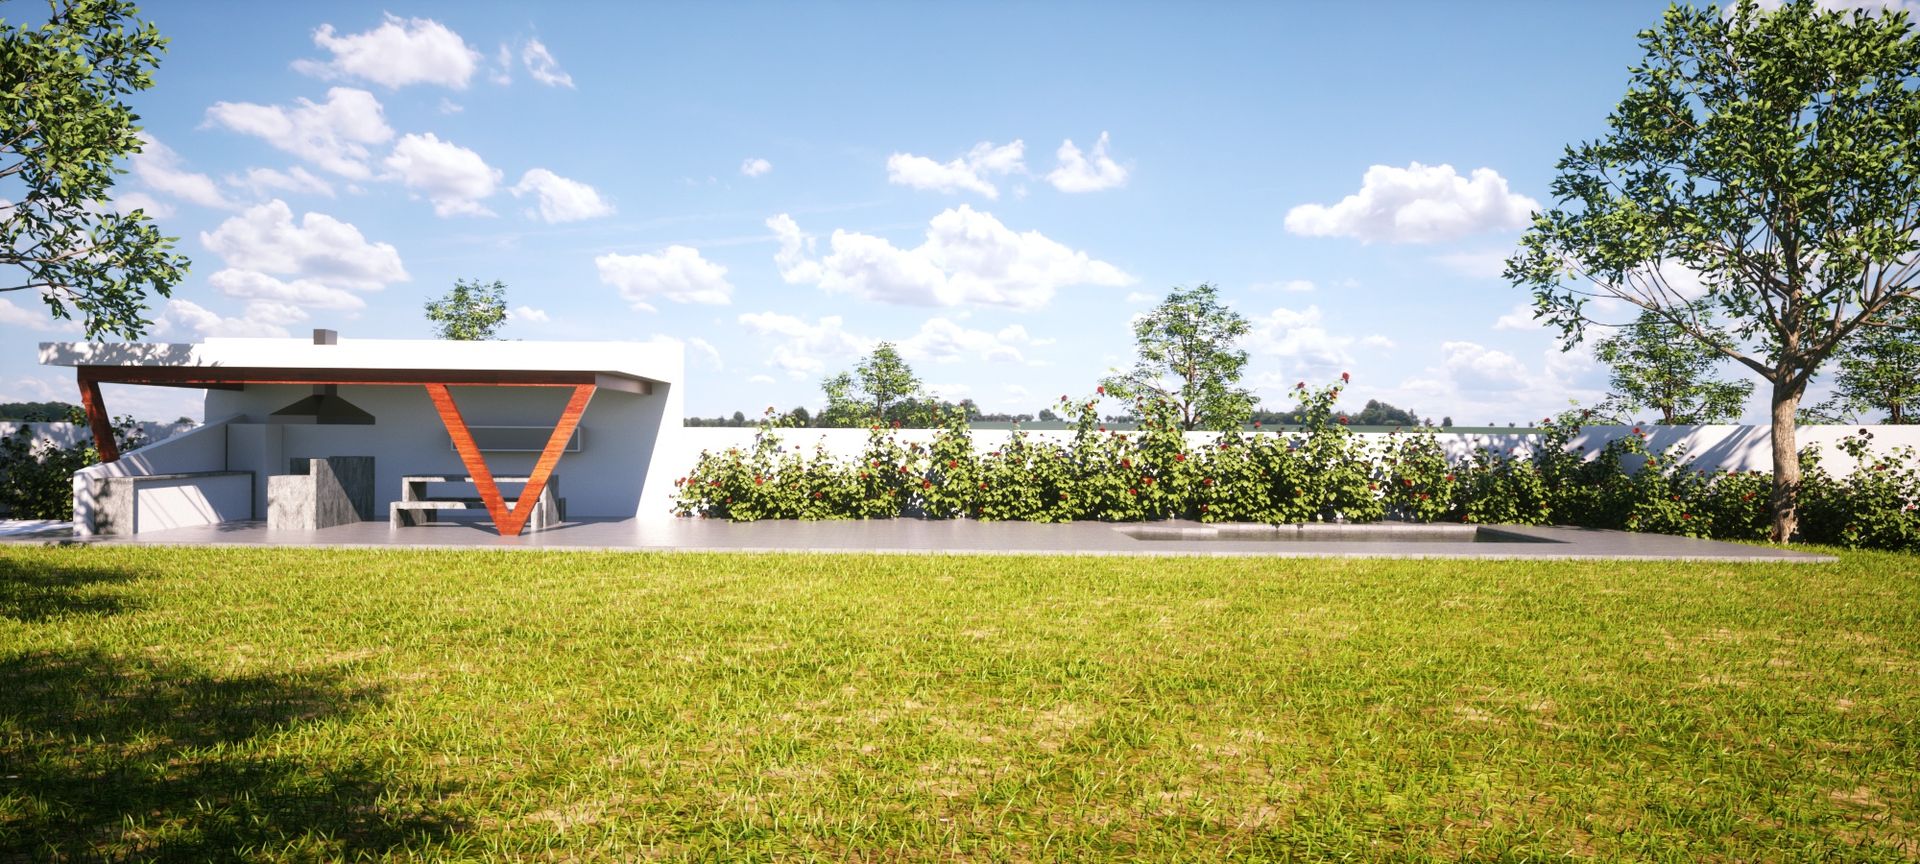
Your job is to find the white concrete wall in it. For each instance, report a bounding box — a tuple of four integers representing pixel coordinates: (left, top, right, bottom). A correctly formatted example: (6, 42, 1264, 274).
(71, 420, 235, 533)
(131, 473, 253, 532)
(204, 378, 682, 520)
(1, 420, 184, 450)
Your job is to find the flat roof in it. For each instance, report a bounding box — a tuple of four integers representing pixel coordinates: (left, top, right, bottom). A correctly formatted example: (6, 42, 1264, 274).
(39, 337, 681, 393)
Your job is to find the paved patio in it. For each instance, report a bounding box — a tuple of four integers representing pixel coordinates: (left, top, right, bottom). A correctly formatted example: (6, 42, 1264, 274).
(6, 517, 1836, 562)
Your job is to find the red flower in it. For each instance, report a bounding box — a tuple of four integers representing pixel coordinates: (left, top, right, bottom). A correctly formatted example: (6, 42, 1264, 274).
(1143, 476, 1155, 485)
(813, 491, 822, 499)
(1341, 371, 1350, 383)
(922, 480, 931, 489)
(1418, 492, 1429, 500)
(1254, 421, 1262, 428)
(1202, 477, 1213, 486)
(891, 420, 901, 429)
(1121, 458, 1132, 468)
(979, 482, 987, 490)
(1174, 453, 1186, 462)
(1444, 474, 1454, 482)
(1097, 385, 1106, 396)
(1200, 504, 1210, 512)
(1338, 416, 1349, 425)
(948, 459, 957, 469)
(1681, 513, 1693, 520)
(1295, 381, 1305, 390)
(1128, 488, 1138, 496)
(754, 476, 764, 485)
(766, 406, 774, 413)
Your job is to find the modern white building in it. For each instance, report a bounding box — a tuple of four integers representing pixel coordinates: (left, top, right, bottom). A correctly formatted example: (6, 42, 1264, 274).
(39, 331, 684, 536)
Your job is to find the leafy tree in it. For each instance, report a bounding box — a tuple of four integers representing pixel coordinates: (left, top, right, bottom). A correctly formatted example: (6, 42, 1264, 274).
(819, 342, 927, 427)
(1819, 311, 1920, 423)
(1100, 283, 1253, 431)
(0, 400, 78, 421)
(1353, 399, 1423, 427)
(1441, 416, 1453, 428)
(1507, 0, 1920, 541)
(1592, 312, 1754, 424)
(0, 0, 188, 339)
(424, 278, 508, 340)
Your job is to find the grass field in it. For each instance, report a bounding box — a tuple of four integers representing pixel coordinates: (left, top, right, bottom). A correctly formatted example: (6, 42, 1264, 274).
(1, 545, 1916, 862)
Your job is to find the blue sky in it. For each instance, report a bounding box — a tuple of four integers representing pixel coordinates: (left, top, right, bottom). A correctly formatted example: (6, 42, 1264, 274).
(1, 0, 1836, 424)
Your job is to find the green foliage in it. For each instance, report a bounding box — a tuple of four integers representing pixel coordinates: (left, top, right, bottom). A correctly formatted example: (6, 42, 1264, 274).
(0, 0, 189, 339)
(1593, 312, 1754, 424)
(0, 400, 79, 421)
(1821, 312, 1920, 424)
(1352, 399, 1423, 427)
(424, 278, 508, 341)
(1799, 430, 1920, 551)
(0, 416, 146, 519)
(1100, 283, 1254, 431)
(1506, 0, 1920, 540)
(819, 342, 930, 427)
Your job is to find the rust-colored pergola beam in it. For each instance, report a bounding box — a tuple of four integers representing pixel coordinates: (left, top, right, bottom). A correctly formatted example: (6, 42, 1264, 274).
(425, 383, 595, 537)
(76, 371, 118, 463)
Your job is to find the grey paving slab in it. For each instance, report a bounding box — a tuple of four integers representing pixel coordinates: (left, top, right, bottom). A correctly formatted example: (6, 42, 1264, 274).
(5, 516, 1837, 562)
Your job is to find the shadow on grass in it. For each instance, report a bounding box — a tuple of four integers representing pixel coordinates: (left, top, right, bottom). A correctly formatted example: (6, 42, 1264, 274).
(0, 555, 142, 621)
(0, 648, 464, 861)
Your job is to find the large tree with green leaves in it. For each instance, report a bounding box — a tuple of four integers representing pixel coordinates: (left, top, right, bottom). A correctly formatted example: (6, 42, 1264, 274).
(819, 342, 927, 427)
(0, 0, 187, 338)
(1507, 0, 1920, 542)
(424, 278, 508, 341)
(1593, 312, 1754, 424)
(1100, 283, 1253, 431)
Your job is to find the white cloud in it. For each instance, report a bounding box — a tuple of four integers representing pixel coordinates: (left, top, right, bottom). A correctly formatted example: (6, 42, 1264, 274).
(1250, 279, 1317, 293)
(649, 334, 723, 368)
(108, 191, 174, 219)
(156, 299, 307, 339)
(1439, 341, 1530, 392)
(924, 382, 972, 402)
(521, 39, 573, 88)
(509, 168, 614, 223)
(0, 296, 71, 331)
(383, 133, 501, 217)
(1494, 304, 1542, 331)
(510, 305, 549, 323)
(200, 200, 409, 292)
(228, 165, 335, 199)
(293, 14, 481, 89)
(1434, 248, 1513, 279)
(437, 97, 464, 115)
(899, 317, 1038, 365)
(208, 269, 366, 311)
(748, 374, 776, 385)
(1360, 334, 1396, 349)
(204, 87, 394, 179)
(769, 206, 1132, 309)
(489, 44, 514, 85)
(1284, 162, 1539, 244)
(1125, 291, 1156, 304)
(1045, 132, 1127, 193)
(737, 312, 872, 377)
(740, 157, 772, 178)
(596, 245, 733, 311)
(886, 140, 1024, 198)
(130, 134, 235, 210)
(1244, 305, 1356, 374)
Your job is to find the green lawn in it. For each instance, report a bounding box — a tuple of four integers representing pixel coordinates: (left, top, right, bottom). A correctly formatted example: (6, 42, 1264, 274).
(1, 546, 1916, 862)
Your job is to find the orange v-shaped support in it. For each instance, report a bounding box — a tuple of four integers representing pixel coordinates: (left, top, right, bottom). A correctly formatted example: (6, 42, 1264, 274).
(425, 383, 596, 536)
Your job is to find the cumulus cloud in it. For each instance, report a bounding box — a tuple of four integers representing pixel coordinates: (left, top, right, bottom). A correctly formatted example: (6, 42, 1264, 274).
(899, 317, 1040, 365)
(522, 39, 573, 88)
(293, 15, 481, 89)
(0, 297, 73, 331)
(204, 87, 394, 179)
(228, 166, 334, 199)
(737, 312, 871, 377)
(1045, 132, 1127, 193)
(108, 191, 174, 219)
(200, 200, 409, 300)
(1494, 303, 1543, 331)
(740, 157, 772, 177)
(596, 246, 733, 311)
(1284, 162, 1538, 244)
(1244, 305, 1357, 374)
(383, 133, 501, 216)
(208, 269, 366, 311)
(130, 134, 235, 210)
(510, 305, 549, 323)
(1438, 341, 1531, 391)
(648, 334, 723, 368)
(886, 140, 1024, 198)
(509, 168, 614, 223)
(1433, 248, 1513, 279)
(156, 299, 308, 339)
(768, 205, 1133, 309)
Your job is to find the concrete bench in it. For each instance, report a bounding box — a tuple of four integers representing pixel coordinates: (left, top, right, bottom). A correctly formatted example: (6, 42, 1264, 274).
(389, 474, 564, 531)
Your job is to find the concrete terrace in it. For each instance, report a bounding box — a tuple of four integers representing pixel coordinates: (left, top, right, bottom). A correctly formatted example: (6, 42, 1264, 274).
(10, 517, 1836, 562)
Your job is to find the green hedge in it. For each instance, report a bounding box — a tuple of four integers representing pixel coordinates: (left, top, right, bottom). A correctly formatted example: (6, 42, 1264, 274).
(672, 381, 1920, 552)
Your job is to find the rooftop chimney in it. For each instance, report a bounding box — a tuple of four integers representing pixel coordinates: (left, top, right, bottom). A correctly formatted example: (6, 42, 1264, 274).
(312, 328, 337, 345)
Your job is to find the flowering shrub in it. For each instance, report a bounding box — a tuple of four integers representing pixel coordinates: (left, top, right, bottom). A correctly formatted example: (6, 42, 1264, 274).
(670, 382, 1920, 553)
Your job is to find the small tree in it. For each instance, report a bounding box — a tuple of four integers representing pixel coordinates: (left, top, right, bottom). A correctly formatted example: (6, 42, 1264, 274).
(819, 342, 927, 427)
(1100, 283, 1253, 431)
(1592, 312, 1753, 424)
(0, 0, 190, 339)
(1353, 399, 1423, 427)
(1821, 311, 1920, 423)
(424, 278, 508, 340)
(1508, 1, 1920, 541)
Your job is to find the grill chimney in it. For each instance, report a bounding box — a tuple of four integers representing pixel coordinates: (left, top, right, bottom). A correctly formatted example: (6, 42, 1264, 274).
(312, 328, 337, 345)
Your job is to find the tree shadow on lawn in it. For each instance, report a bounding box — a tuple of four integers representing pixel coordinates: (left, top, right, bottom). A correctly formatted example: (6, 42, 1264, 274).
(0, 648, 466, 862)
(0, 554, 143, 621)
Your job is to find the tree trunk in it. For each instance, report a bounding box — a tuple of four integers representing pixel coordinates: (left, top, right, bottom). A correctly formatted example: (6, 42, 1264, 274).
(1768, 381, 1803, 543)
